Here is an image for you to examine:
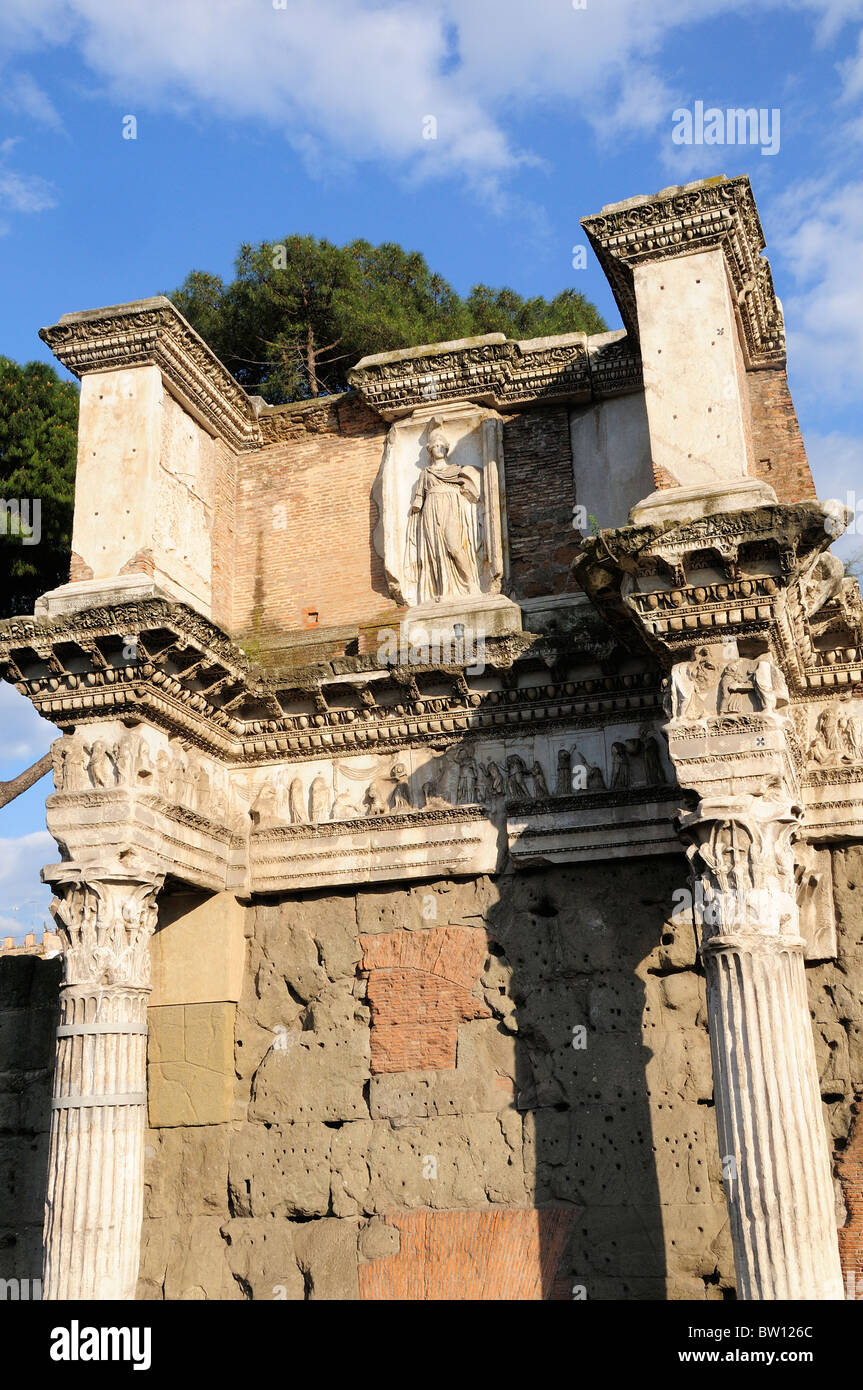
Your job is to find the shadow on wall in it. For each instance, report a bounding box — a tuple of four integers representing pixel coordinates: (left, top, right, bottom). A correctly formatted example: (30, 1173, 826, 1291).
(0, 953, 60, 1290)
(480, 856, 732, 1301)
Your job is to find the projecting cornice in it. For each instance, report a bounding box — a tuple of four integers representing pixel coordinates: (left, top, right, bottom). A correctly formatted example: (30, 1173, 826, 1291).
(348, 328, 643, 419)
(39, 296, 263, 452)
(581, 175, 786, 369)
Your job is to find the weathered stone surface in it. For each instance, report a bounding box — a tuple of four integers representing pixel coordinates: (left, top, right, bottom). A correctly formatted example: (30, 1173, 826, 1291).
(148, 1002, 236, 1127)
(220, 1218, 305, 1301)
(228, 1123, 332, 1219)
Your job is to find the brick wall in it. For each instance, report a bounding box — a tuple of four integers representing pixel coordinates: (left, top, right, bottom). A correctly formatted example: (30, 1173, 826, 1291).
(501, 407, 580, 599)
(838, 1100, 863, 1297)
(231, 397, 392, 647)
(747, 367, 816, 502)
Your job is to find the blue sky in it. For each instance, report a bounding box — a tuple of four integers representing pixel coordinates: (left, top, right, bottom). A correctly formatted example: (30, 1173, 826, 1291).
(1, 0, 862, 936)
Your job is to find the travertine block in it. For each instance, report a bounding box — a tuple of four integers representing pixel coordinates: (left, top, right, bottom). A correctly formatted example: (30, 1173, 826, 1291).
(151, 893, 246, 1007)
(148, 1002, 235, 1127)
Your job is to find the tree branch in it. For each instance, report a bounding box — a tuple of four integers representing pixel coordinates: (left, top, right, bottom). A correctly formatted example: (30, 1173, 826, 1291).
(0, 751, 53, 810)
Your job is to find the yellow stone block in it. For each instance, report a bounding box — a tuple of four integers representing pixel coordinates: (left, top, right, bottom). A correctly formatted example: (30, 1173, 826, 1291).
(148, 1001, 235, 1127)
(150, 892, 246, 1007)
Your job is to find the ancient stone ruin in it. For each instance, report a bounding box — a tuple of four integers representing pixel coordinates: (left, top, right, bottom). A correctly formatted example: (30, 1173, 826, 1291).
(2, 174, 862, 1301)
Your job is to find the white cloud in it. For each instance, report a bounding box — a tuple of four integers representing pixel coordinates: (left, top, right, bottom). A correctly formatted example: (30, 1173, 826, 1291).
(769, 178, 863, 401)
(0, 829, 55, 941)
(0, 682, 57, 769)
(0, 0, 858, 197)
(804, 429, 863, 562)
(2, 70, 64, 130)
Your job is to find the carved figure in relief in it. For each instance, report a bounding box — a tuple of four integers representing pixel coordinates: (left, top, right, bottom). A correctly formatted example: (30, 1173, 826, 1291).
(155, 749, 172, 796)
(456, 748, 479, 804)
(366, 764, 406, 815)
(530, 760, 549, 798)
(52, 740, 69, 791)
(610, 742, 631, 790)
(751, 657, 789, 718)
(839, 706, 863, 761)
(391, 763, 412, 811)
(405, 418, 481, 603)
(288, 777, 306, 824)
(135, 737, 154, 785)
(309, 775, 331, 823)
(506, 755, 531, 799)
(801, 550, 845, 617)
(666, 645, 717, 721)
(573, 747, 606, 791)
(168, 744, 189, 799)
(250, 779, 279, 828)
(331, 792, 363, 820)
(717, 659, 755, 715)
(484, 760, 505, 797)
(641, 731, 665, 786)
(422, 780, 451, 811)
(87, 740, 117, 788)
(556, 748, 572, 796)
(113, 732, 137, 786)
(210, 764, 230, 820)
(61, 735, 89, 792)
(188, 751, 211, 815)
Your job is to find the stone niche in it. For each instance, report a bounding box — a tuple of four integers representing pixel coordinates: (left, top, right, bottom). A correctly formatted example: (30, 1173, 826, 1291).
(373, 403, 519, 637)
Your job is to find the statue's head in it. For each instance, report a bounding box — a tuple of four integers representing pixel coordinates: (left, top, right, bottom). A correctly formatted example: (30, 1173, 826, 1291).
(426, 419, 449, 461)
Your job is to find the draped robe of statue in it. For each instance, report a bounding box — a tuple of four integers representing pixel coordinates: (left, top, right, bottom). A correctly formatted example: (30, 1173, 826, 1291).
(406, 425, 482, 603)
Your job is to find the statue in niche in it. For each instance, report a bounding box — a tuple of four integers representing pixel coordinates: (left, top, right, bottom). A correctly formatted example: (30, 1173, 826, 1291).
(405, 418, 481, 603)
(288, 777, 306, 824)
(309, 774, 331, 824)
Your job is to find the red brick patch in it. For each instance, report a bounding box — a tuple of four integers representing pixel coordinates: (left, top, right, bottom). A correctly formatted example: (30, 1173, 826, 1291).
(358, 1207, 576, 1300)
(359, 926, 491, 1073)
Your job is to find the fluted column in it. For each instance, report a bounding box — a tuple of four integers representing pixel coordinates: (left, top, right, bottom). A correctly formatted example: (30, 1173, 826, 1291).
(42, 866, 163, 1300)
(680, 797, 843, 1300)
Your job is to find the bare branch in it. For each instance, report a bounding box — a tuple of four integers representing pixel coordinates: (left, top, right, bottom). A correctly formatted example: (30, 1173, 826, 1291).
(0, 752, 53, 810)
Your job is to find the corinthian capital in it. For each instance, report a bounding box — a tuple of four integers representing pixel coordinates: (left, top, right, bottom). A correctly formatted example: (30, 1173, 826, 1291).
(45, 864, 164, 990)
(678, 794, 803, 946)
